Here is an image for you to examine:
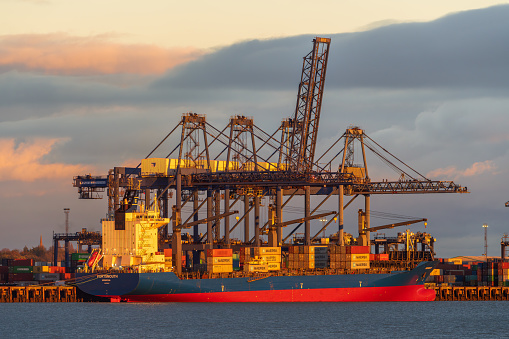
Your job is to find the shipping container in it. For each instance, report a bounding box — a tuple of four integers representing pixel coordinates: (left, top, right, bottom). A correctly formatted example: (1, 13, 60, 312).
(34, 273, 60, 281)
(315, 261, 328, 269)
(207, 248, 233, 257)
(33, 266, 50, 273)
(12, 259, 34, 266)
(257, 255, 281, 263)
(267, 262, 281, 271)
(348, 246, 370, 254)
(208, 264, 233, 273)
(8, 266, 33, 273)
(243, 263, 268, 273)
(8, 273, 34, 281)
(252, 247, 281, 256)
(207, 257, 233, 265)
(164, 248, 172, 257)
(141, 158, 170, 176)
(314, 253, 328, 261)
(346, 261, 370, 269)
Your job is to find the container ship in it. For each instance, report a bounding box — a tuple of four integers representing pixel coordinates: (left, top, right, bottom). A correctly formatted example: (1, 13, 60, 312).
(74, 204, 438, 302)
(71, 36, 464, 302)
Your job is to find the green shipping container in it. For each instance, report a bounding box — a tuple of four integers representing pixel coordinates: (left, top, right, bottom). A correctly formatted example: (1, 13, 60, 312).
(71, 253, 90, 261)
(8, 266, 33, 273)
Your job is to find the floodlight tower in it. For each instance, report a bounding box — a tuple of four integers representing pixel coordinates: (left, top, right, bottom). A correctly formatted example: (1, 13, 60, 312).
(482, 223, 488, 261)
(64, 208, 70, 268)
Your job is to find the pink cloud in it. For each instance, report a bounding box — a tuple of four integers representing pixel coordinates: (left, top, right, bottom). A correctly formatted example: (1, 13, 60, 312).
(0, 138, 90, 182)
(427, 160, 496, 180)
(0, 34, 204, 75)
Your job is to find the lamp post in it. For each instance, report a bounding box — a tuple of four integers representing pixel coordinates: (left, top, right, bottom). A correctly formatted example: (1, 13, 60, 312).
(319, 217, 327, 238)
(482, 223, 488, 261)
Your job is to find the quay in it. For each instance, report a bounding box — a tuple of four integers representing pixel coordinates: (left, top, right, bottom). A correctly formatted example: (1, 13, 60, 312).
(434, 286, 509, 301)
(0, 286, 76, 303)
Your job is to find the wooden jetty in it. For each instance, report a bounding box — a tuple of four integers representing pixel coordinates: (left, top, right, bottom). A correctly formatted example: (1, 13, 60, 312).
(0, 286, 76, 303)
(434, 286, 509, 301)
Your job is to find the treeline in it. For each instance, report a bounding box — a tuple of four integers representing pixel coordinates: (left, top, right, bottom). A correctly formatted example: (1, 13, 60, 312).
(0, 244, 74, 263)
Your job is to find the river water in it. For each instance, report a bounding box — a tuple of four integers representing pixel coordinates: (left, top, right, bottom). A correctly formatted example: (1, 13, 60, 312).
(1, 301, 507, 338)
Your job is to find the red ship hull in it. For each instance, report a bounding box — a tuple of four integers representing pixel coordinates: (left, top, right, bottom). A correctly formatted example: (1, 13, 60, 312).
(107, 285, 435, 302)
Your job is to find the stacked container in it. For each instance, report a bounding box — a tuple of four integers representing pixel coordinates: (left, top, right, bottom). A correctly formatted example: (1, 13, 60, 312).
(252, 247, 281, 271)
(241, 247, 281, 272)
(329, 246, 370, 269)
(207, 249, 233, 273)
(498, 262, 509, 286)
(288, 246, 327, 269)
(8, 259, 34, 283)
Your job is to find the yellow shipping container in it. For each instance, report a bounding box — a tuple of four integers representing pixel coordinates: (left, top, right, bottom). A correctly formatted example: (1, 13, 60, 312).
(257, 255, 281, 263)
(267, 262, 281, 271)
(350, 254, 370, 261)
(208, 264, 233, 273)
(253, 247, 281, 256)
(141, 158, 170, 176)
(431, 269, 442, 276)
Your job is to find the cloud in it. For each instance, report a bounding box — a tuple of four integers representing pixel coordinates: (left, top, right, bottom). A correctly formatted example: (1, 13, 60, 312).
(427, 160, 497, 180)
(0, 34, 205, 75)
(153, 5, 509, 91)
(0, 138, 91, 182)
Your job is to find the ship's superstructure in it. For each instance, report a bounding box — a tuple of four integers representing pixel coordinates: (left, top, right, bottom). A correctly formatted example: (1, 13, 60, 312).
(102, 202, 169, 271)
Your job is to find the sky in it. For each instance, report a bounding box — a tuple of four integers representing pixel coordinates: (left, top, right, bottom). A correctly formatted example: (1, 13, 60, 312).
(1, 0, 509, 258)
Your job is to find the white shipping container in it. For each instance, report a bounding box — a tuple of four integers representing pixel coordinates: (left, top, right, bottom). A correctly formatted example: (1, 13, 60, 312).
(346, 261, 370, 269)
(207, 257, 233, 265)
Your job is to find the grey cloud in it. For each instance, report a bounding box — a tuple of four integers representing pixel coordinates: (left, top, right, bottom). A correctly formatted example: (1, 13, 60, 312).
(154, 5, 509, 91)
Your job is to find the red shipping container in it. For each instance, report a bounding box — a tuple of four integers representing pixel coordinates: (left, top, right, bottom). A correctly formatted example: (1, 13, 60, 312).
(182, 255, 186, 267)
(164, 249, 172, 257)
(379, 254, 389, 261)
(0, 266, 8, 274)
(349, 246, 370, 254)
(49, 266, 60, 273)
(12, 259, 34, 266)
(370, 254, 376, 261)
(8, 273, 34, 281)
(500, 262, 509, 269)
(207, 248, 233, 257)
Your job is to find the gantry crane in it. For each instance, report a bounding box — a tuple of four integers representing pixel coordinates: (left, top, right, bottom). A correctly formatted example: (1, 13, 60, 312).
(72, 37, 468, 276)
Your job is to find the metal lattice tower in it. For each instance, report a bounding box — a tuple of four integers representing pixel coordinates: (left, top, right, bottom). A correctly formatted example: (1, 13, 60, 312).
(180, 113, 210, 169)
(287, 37, 330, 173)
(226, 115, 257, 171)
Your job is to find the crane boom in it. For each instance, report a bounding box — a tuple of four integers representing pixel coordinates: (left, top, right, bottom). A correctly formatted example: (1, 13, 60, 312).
(364, 218, 427, 232)
(287, 37, 330, 173)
